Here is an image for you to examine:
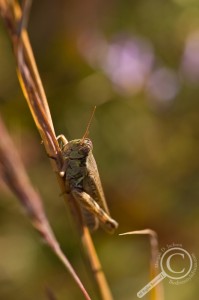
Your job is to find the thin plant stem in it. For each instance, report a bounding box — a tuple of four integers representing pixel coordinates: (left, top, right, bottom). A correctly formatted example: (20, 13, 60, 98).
(0, 1, 114, 299)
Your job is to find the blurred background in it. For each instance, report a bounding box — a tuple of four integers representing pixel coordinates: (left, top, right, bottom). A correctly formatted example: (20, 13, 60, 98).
(0, 0, 199, 299)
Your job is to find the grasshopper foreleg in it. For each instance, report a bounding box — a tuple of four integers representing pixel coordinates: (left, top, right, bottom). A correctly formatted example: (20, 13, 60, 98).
(57, 134, 68, 150)
(71, 189, 118, 233)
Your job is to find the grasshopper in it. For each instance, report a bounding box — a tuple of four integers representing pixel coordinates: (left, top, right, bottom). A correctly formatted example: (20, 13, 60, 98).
(57, 109, 118, 233)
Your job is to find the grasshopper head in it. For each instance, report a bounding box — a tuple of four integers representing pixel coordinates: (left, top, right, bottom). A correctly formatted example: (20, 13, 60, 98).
(68, 138, 93, 159)
(78, 138, 93, 155)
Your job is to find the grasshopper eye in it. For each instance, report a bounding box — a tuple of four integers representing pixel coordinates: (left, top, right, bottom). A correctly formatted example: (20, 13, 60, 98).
(79, 144, 91, 155)
(78, 139, 92, 156)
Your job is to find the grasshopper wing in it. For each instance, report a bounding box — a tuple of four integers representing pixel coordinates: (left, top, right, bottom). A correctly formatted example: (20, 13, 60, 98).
(83, 152, 110, 215)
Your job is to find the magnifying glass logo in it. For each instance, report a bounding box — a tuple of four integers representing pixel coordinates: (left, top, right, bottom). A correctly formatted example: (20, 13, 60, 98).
(137, 247, 193, 298)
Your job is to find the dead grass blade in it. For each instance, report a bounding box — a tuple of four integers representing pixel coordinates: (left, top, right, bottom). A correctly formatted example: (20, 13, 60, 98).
(120, 229, 164, 300)
(0, 115, 91, 300)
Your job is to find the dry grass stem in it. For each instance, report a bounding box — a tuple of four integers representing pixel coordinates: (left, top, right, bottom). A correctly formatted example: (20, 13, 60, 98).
(120, 229, 164, 300)
(0, 0, 114, 299)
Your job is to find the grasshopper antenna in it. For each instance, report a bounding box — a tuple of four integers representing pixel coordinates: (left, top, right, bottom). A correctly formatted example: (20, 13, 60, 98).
(81, 106, 96, 144)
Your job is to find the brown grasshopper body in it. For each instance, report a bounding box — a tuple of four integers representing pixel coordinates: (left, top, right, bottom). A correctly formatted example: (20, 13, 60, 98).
(57, 135, 118, 233)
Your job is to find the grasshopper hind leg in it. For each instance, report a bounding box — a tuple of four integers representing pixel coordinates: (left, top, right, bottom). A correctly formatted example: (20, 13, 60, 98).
(71, 189, 118, 234)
